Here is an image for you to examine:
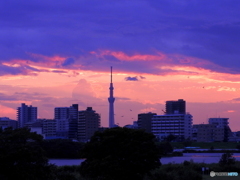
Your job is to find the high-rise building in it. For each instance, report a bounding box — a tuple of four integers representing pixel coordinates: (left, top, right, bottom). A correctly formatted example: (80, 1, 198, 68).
(54, 107, 70, 119)
(166, 99, 186, 114)
(17, 103, 37, 128)
(137, 112, 157, 133)
(54, 104, 79, 139)
(78, 107, 100, 142)
(152, 113, 192, 141)
(108, 66, 115, 128)
(69, 104, 79, 140)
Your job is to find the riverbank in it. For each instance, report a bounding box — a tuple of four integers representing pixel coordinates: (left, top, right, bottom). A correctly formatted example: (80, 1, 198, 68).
(49, 153, 240, 166)
(174, 149, 240, 153)
(171, 142, 239, 149)
(50, 158, 240, 180)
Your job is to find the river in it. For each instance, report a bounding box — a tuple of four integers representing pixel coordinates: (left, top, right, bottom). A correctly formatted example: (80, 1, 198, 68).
(49, 153, 240, 166)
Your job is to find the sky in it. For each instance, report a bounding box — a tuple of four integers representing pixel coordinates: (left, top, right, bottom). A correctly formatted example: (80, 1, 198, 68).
(1, 0, 240, 131)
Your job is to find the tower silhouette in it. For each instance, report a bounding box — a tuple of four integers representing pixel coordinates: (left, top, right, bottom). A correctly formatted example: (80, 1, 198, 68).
(108, 66, 115, 128)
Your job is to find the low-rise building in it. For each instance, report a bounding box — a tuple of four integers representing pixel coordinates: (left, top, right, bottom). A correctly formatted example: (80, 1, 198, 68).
(0, 117, 18, 129)
(42, 119, 57, 138)
(193, 124, 225, 142)
(152, 113, 192, 141)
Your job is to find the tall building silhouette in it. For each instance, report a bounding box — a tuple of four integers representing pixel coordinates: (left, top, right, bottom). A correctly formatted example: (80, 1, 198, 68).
(78, 107, 100, 142)
(68, 104, 79, 140)
(166, 99, 186, 114)
(137, 112, 157, 133)
(17, 103, 37, 128)
(108, 66, 115, 128)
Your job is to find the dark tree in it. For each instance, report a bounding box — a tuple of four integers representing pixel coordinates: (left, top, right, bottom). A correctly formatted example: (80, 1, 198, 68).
(210, 146, 214, 152)
(0, 127, 56, 180)
(219, 153, 236, 166)
(41, 139, 85, 159)
(236, 144, 240, 150)
(156, 142, 173, 155)
(166, 134, 176, 142)
(80, 127, 161, 180)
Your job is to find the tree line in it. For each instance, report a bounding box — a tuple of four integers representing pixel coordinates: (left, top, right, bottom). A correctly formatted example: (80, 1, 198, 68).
(0, 127, 239, 180)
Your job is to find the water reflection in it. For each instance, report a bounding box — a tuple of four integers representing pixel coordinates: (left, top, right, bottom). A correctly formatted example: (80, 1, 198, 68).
(49, 153, 240, 166)
(161, 153, 240, 164)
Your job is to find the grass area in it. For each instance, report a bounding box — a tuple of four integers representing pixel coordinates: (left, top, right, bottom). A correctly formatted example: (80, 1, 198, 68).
(171, 142, 240, 149)
(202, 174, 239, 180)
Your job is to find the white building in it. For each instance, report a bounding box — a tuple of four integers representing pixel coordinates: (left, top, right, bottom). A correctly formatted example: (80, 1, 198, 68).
(152, 113, 193, 141)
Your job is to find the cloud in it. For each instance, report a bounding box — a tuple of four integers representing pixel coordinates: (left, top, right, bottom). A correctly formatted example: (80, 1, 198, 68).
(125, 76, 139, 81)
(72, 79, 96, 99)
(0, 62, 72, 76)
(124, 75, 146, 81)
(116, 97, 131, 101)
(232, 98, 240, 101)
(0, 0, 240, 77)
(0, 63, 37, 76)
(62, 58, 75, 66)
(140, 107, 157, 113)
(51, 70, 67, 73)
(217, 87, 237, 92)
(0, 92, 55, 103)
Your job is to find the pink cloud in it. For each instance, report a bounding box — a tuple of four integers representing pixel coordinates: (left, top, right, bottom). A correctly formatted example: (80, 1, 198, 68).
(27, 53, 66, 62)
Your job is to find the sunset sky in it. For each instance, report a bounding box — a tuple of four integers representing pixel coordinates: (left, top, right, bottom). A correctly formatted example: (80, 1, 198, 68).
(1, 0, 240, 131)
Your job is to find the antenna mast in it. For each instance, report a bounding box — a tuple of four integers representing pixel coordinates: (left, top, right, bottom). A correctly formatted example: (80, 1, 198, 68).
(111, 66, 112, 83)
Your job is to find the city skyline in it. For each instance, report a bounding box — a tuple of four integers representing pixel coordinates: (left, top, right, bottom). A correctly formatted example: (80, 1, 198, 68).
(0, 1, 240, 131)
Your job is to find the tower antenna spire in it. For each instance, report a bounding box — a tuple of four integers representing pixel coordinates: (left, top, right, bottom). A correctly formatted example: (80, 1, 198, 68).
(111, 66, 112, 83)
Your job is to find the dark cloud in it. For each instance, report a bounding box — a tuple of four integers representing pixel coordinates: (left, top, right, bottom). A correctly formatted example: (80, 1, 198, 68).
(232, 98, 240, 101)
(0, 63, 70, 76)
(0, 0, 240, 74)
(0, 64, 32, 76)
(62, 58, 75, 66)
(116, 97, 131, 101)
(125, 76, 138, 81)
(0, 92, 53, 102)
(51, 70, 67, 73)
(124, 75, 147, 81)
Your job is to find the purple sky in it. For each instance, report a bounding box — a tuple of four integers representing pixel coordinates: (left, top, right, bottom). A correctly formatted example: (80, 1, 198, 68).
(1, 0, 240, 130)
